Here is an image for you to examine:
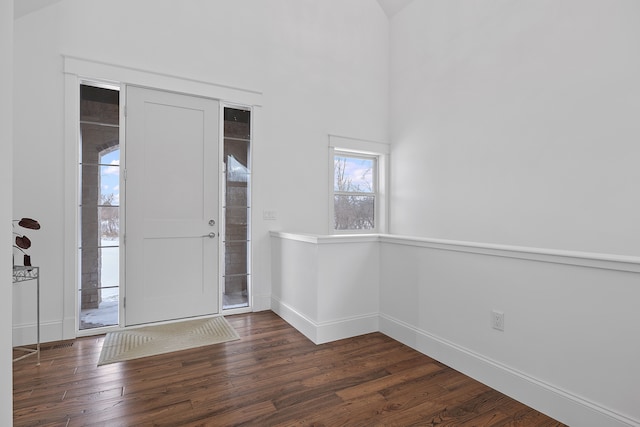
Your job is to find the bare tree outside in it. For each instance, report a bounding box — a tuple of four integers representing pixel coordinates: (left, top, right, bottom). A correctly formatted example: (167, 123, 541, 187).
(334, 155, 375, 230)
(100, 193, 119, 239)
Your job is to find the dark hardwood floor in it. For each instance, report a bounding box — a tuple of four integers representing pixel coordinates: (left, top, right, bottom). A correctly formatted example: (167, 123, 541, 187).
(13, 311, 565, 426)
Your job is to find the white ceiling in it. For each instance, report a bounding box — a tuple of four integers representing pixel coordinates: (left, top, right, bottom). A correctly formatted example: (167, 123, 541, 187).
(376, 0, 415, 18)
(14, 0, 63, 18)
(15, 0, 415, 20)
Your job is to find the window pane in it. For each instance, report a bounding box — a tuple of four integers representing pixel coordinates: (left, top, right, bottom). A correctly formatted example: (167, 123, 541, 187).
(223, 106, 251, 311)
(79, 164, 120, 206)
(226, 162, 249, 184)
(225, 241, 249, 275)
(225, 207, 249, 241)
(223, 108, 251, 139)
(79, 287, 118, 329)
(80, 123, 119, 163)
(334, 195, 375, 230)
(79, 83, 120, 330)
(100, 164, 120, 204)
(223, 275, 249, 309)
(80, 246, 100, 291)
(334, 156, 374, 193)
(79, 246, 119, 288)
(80, 85, 119, 125)
(226, 181, 248, 207)
(99, 247, 119, 287)
(224, 140, 250, 171)
(100, 148, 120, 204)
(99, 206, 119, 241)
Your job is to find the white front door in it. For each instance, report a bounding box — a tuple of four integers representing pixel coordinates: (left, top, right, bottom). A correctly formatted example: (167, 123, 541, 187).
(125, 86, 219, 326)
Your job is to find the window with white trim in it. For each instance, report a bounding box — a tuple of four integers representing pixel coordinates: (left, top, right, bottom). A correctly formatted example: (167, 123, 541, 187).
(333, 152, 377, 231)
(329, 135, 389, 234)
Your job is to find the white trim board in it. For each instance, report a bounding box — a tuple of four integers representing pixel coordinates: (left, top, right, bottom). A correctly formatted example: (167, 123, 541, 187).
(271, 231, 640, 273)
(63, 56, 263, 107)
(271, 297, 379, 345)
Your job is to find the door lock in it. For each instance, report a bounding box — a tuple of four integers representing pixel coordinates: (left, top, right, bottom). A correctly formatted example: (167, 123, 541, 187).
(209, 219, 216, 226)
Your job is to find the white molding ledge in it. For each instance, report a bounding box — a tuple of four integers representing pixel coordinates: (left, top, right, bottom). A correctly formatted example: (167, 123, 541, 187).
(270, 231, 640, 273)
(270, 231, 379, 245)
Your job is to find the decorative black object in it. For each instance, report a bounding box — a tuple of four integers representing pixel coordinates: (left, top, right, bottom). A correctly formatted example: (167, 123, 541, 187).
(13, 217, 41, 266)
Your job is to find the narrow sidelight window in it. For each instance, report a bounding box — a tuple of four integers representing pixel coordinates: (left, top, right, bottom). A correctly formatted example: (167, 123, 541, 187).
(222, 106, 251, 310)
(78, 83, 120, 330)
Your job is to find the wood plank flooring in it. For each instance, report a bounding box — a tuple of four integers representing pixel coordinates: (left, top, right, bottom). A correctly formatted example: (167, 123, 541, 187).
(13, 311, 566, 426)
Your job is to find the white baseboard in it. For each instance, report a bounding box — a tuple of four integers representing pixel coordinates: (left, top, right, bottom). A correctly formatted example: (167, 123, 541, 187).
(315, 313, 379, 344)
(379, 314, 639, 427)
(12, 323, 34, 347)
(270, 297, 318, 342)
(271, 297, 378, 344)
(12, 321, 65, 347)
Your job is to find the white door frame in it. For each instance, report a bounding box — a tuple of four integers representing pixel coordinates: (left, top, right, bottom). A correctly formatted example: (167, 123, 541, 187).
(63, 56, 262, 339)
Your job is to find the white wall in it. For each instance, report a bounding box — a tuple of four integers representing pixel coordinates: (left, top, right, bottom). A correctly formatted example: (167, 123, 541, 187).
(379, 238, 640, 426)
(271, 233, 380, 343)
(387, 1, 640, 425)
(389, 0, 640, 256)
(2, 0, 14, 422)
(12, 0, 389, 342)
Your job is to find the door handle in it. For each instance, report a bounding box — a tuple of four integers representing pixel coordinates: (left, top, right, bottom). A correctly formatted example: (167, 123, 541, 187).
(203, 232, 216, 238)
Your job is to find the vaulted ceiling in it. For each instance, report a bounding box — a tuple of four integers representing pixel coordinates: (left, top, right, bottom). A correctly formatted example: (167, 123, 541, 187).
(14, 0, 62, 18)
(375, 0, 414, 18)
(15, 0, 414, 19)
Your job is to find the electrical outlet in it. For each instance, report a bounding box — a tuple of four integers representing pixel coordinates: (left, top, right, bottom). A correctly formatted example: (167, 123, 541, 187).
(492, 310, 504, 331)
